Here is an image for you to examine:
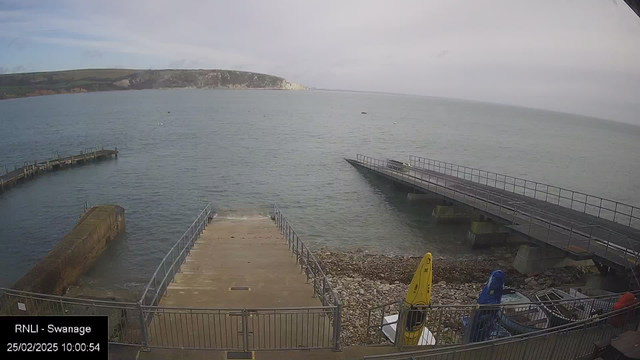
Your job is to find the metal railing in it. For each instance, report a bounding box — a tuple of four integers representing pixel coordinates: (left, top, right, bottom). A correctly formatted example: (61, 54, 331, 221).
(366, 289, 638, 350)
(363, 300, 640, 360)
(355, 155, 640, 274)
(141, 305, 336, 350)
(140, 203, 212, 308)
(0, 287, 144, 346)
(272, 204, 342, 350)
(0, 204, 341, 352)
(408, 155, 640, 230)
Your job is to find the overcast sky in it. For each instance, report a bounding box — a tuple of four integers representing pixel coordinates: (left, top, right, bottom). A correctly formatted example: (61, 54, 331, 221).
(1, 0, 639, 124)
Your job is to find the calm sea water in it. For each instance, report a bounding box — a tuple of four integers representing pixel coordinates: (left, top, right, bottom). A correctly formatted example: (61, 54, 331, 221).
(1, 89, 639, 293)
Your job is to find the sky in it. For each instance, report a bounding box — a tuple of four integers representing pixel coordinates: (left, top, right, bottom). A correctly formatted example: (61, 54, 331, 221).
(1, 0, 639, 124)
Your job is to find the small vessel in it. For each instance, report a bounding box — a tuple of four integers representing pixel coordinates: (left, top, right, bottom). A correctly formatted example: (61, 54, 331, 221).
(569, 288, 617, 316)
(465, 270, 512, 343)
(381, 252, 434, 346)
(499, 288, 550, 334)
(381, 314, 435, 346)
(403, 252, 433, 345)
(535, 288, 586, 326)
(462, 315, 511, 342)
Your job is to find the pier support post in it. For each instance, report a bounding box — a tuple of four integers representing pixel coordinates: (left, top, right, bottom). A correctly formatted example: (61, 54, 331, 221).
(406, 193, 442, 202)
(432, 205, 472, 223)
(466, 221, 509, 249)
(512, 244, 593, 275)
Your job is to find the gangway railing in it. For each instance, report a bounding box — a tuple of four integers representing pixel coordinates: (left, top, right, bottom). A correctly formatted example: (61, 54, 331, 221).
(365, 290, 640, 350)
(354, 155, 640, 274)
(408, 155, 640, 230)
(140, 203, 213, 308)
(363, 300, 640, 360)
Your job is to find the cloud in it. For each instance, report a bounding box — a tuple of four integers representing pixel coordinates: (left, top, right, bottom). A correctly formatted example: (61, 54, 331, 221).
(0, 0, 639, 123)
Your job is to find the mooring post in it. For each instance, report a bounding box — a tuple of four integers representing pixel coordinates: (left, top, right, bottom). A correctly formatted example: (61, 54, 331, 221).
(115, 147, 118, 158)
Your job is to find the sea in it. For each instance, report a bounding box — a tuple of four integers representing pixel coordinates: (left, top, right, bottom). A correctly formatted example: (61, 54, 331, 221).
(1, 89, 639, 294)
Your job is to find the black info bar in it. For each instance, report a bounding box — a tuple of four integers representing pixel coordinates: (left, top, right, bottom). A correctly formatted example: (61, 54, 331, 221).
(1, 316, 108, 359)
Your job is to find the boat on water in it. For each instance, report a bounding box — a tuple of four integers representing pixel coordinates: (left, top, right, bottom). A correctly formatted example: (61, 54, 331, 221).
(498, 288, 550, 334)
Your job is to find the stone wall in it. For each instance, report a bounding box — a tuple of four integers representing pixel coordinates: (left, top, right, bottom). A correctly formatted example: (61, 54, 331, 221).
(13, 205, 125, 295)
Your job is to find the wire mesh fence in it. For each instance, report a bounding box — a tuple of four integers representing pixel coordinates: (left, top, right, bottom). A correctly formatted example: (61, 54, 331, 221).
(366, 289, 640, 350)
(365, 301, 640, 360)
(0, 287, 144, 346)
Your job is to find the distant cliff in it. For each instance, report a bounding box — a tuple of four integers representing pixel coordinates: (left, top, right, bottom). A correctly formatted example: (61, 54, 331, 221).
(0, 69, 308, 100)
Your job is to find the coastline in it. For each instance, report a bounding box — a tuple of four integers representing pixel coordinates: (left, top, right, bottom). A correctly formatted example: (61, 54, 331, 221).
(315, 249, 592, 346)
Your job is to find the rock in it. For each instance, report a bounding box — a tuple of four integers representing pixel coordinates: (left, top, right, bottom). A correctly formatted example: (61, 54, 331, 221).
(311, 248, 593, 346)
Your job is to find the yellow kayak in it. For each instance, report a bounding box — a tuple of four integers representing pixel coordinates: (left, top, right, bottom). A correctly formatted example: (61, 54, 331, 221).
(402, 252, 433, 345)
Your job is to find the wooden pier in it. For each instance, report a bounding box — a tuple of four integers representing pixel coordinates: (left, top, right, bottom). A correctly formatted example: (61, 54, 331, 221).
(0, 147, 118, 193)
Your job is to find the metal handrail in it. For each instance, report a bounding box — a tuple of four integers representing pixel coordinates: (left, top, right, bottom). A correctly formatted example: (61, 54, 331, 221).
(139, 203, 212, 307)
(408, 155, 640, 229)
(0, 287, 138, 306)
(364, 300, 640, 360)
(355, 155, 639, 270)
(272, 204, 342, 351)
(366, 289, 638, 313)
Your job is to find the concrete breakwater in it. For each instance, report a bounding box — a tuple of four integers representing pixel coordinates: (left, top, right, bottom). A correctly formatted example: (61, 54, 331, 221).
(13, 205, 125, 295)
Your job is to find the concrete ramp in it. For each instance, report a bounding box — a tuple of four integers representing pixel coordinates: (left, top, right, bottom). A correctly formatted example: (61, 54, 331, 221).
(162, 218, 320, 308)
(146, 217, 332, 350)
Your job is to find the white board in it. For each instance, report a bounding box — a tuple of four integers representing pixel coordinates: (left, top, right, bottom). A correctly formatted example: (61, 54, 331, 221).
(381, 314, 436, 346)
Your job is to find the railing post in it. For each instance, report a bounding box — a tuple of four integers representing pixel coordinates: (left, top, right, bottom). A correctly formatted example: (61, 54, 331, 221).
(138, 302, 149, 351)
(313, 270, 317, 297)
(394, 304, 406, 350)
(332, 303, 342, 351)
(306, 250, 310, 281)
(242, 309, 250, 352)
(322, 278, 326, 303)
